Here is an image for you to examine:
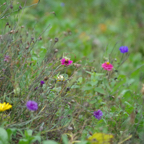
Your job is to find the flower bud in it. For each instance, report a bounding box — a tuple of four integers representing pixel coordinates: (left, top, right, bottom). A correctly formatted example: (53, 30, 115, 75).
(38, 36, 42, 40)
(26, 46, 29, 49)
(54, 49, 58, 53)
(54, 38, 59, 43)
(9, 30, 14, 34)
(19, 5, 22, 9)
(10, 4, 13, 9)
(44, 76, 48, 81)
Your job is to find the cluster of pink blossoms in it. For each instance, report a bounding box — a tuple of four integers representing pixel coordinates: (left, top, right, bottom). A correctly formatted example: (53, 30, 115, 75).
(102, 62, 113, 71)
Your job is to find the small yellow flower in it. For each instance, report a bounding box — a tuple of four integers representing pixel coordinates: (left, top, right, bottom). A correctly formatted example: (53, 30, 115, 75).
(0, 102, 12, 112)
(88, 133, 114, 144)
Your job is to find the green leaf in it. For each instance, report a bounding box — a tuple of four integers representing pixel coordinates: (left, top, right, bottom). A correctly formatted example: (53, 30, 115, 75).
(94, 87, 105, 94)
(0, 127, 8, 144)
(120, 89, 131, 95)
(85, 71, 92, 75)
(62, 134, 69, 144)
(42, 140, 58, 144)
(103, 78, 111, 92)
(6, 128, 17, 141)
(24, 129, 33, 138)
(77, 141, 88, 144)
(121, 90, 133, 102)
(18, 139, 29, 144)
(82, 85, 93, 91)
(31, 135, 41, 143)
(0, 141, 4, 144)
(77, 77, 83, 84)
(124, 101, 134, 114)
(112, 75, 126, 93)
(89, 99, 97, 104)
(71, 85, 80, 88)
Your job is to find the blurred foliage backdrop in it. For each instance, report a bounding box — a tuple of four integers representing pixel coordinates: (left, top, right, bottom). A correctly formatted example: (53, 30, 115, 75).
(0, 0, 144, 143)
(1, 0, 144, 87)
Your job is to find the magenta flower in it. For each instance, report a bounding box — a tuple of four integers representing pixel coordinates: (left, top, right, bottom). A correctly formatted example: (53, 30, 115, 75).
(26, 100, 38, 111)
(93, 110, 103, 120)
(102, 62, 113, 71)
(61, 58, 73, 66)
(4, 55, 10, 62)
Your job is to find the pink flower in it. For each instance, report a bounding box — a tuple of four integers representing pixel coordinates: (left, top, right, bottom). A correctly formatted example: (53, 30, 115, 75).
(61, 58, 73, 66)
(4, 55, 10, 62)
(102, 62, 113, 71)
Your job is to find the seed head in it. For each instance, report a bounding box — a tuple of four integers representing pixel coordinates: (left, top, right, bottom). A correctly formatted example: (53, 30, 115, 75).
(6, 22, 9, 26)
(10, 4, 13, 9)
(26, 46, 29, 49)
(71, 100, 75, 103)
(9, 30, 14, 34)
(44, 76, 48, 81)
(31, 37, 34, 41)
(54, 49, 58, 53)
(54, 37, 59, 43)
(38, 36, 42, 40)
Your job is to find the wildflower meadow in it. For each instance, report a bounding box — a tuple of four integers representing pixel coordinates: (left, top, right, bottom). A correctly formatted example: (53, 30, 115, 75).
(0, 0, 144, 144)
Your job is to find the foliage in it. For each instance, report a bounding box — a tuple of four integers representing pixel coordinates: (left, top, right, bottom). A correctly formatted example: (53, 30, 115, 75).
(0, 0, 144, 144)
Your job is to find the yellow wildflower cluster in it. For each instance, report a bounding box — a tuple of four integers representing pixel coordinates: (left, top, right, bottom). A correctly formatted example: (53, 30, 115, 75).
(88, 133, 114, 144)
(0, 102, 12, 112)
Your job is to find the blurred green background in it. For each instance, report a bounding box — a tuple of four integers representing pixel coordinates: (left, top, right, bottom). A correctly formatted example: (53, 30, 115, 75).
(25, 0, 144, 86)
(1, 0, 144, 85)
(0, 1, 144, 142)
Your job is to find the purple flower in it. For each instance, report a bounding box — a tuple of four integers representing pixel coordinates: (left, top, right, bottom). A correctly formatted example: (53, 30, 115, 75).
(119, 46, 129, 53)
(61, 58, 73, 66)
(61, 3, 65, 7)
(26, 100, 38, 111)
(34, 87, 38, 91)
(4, 55, 10, 62)
(93, 110, 103, 120)
(40, 81, 45, 86)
